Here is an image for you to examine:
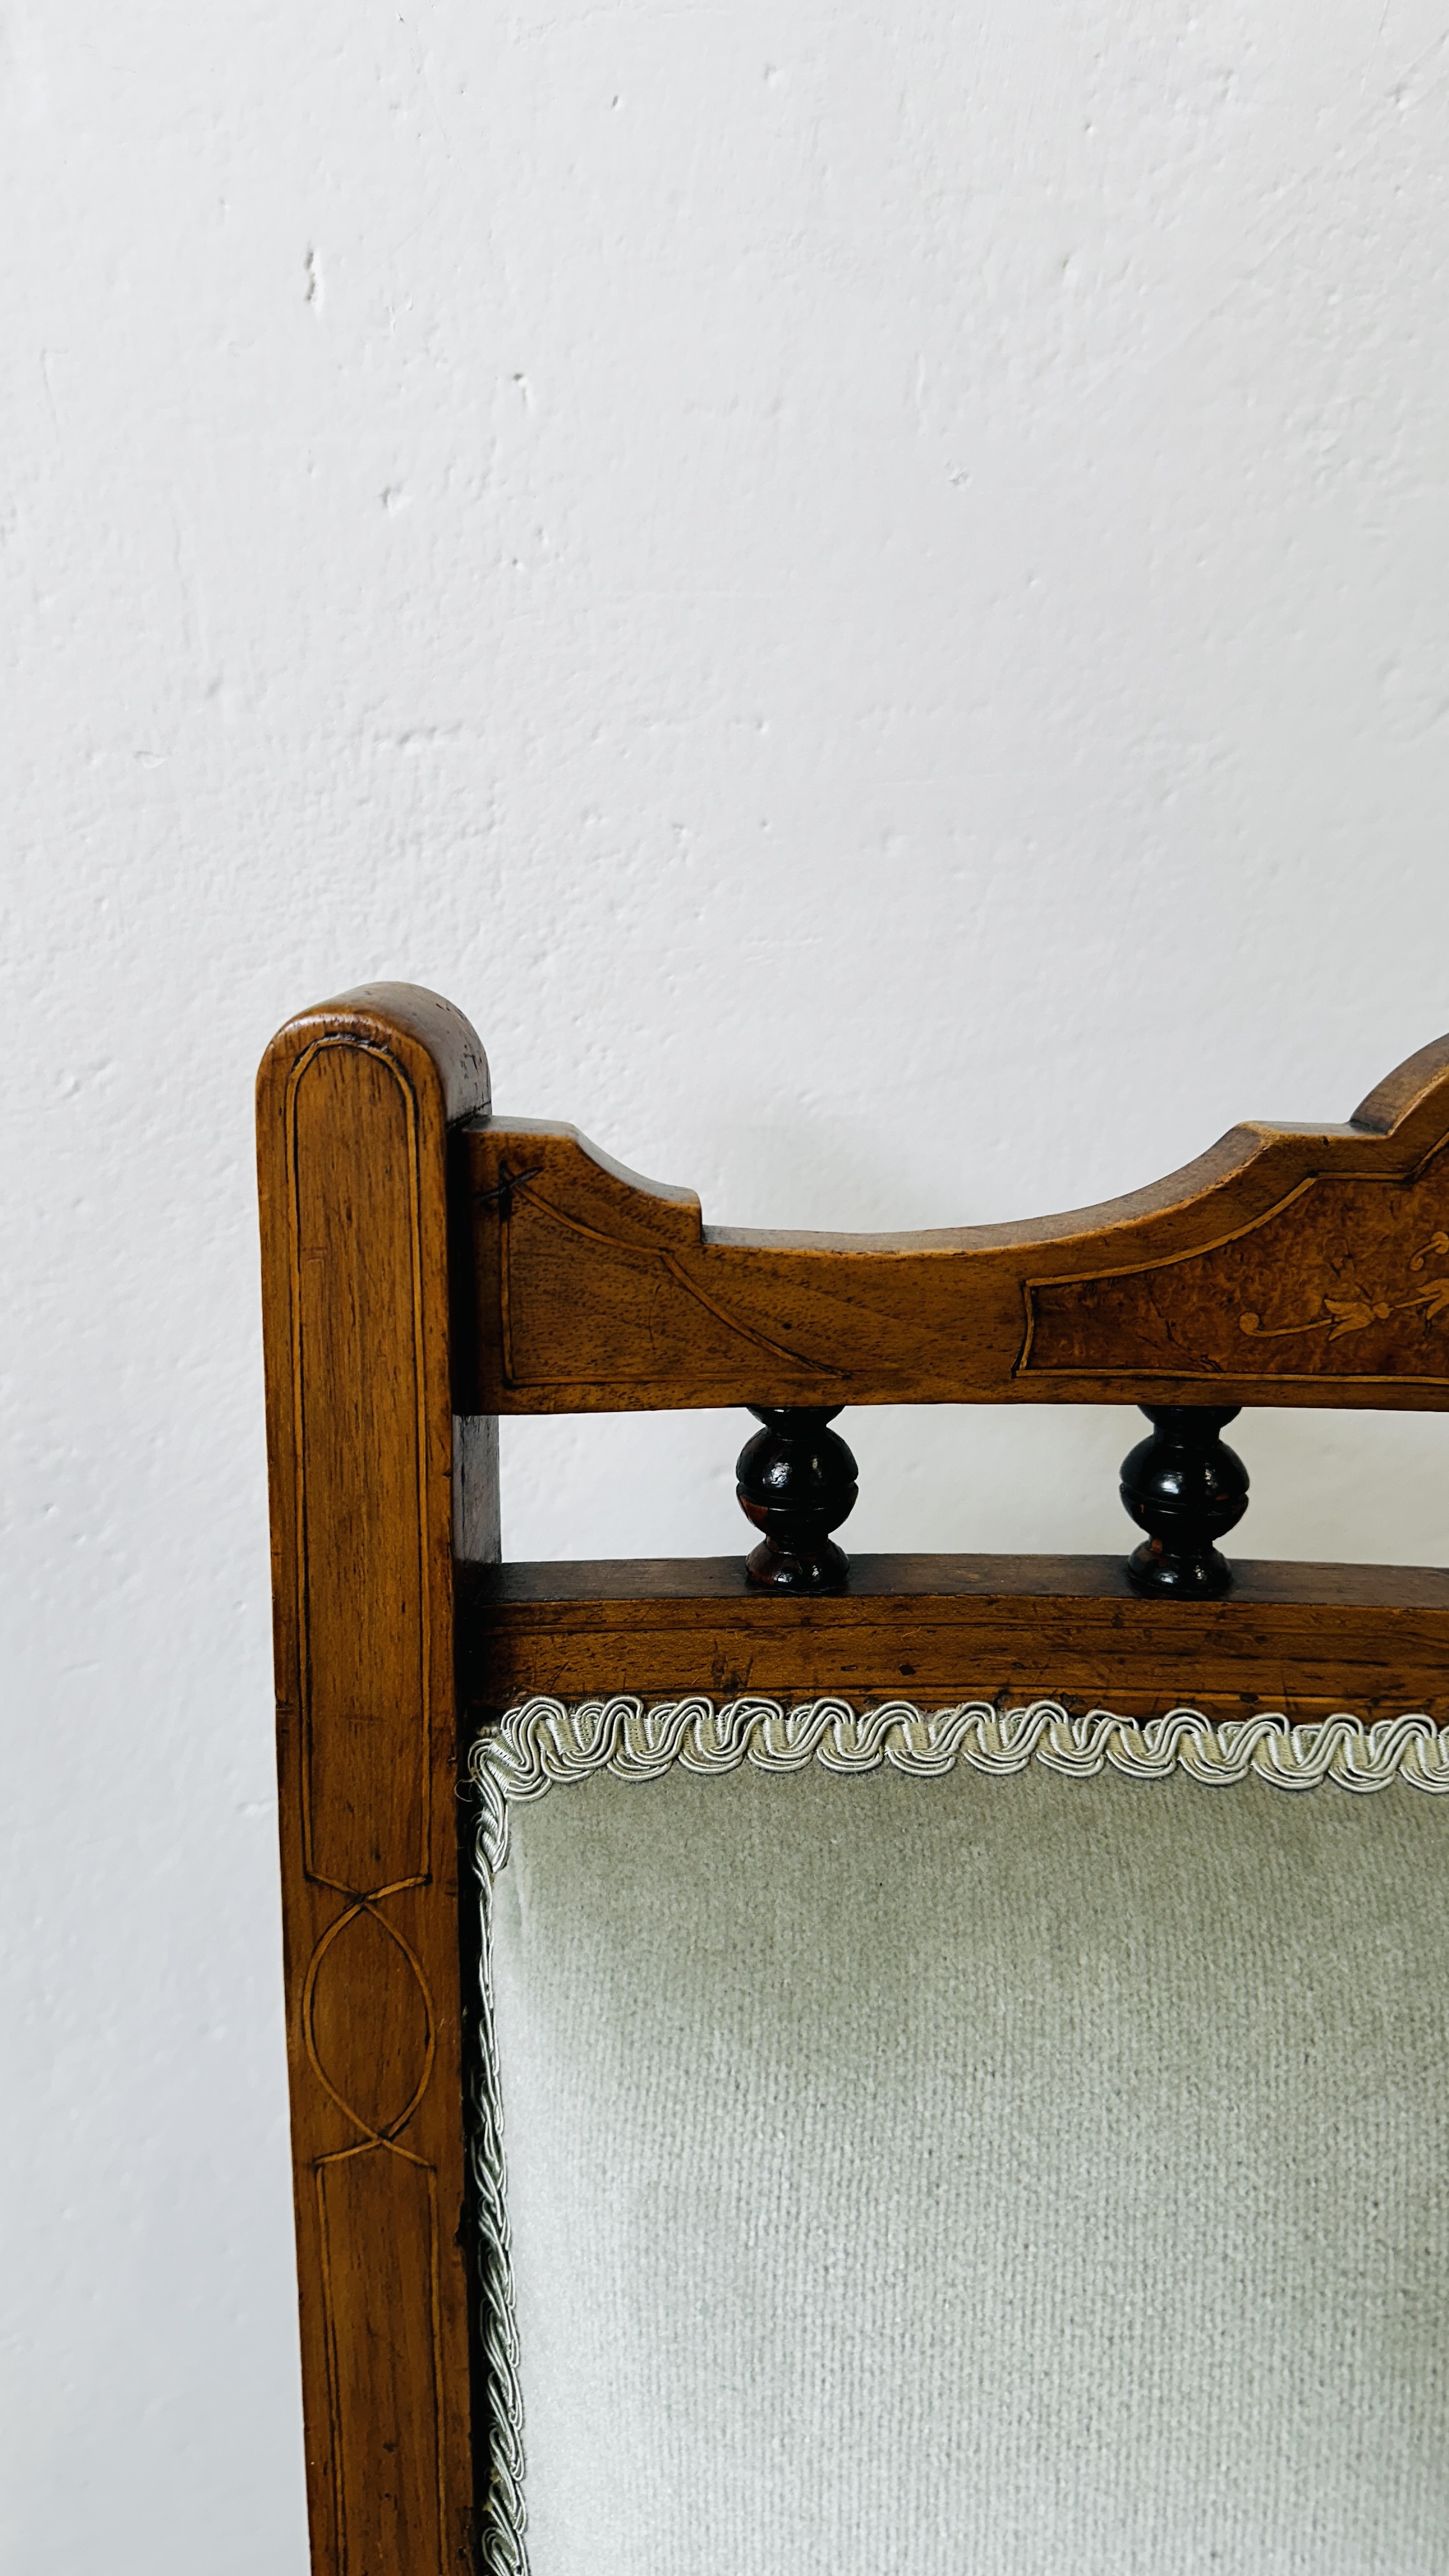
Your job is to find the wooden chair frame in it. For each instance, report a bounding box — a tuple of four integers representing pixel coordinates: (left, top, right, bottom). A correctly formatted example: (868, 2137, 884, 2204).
(257, 984, 1449, 2576)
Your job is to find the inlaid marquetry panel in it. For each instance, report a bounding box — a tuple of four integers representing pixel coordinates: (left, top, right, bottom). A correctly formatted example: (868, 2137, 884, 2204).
(457, 1036, 1449, 1414)
(1025, 1157, 1449, 1387)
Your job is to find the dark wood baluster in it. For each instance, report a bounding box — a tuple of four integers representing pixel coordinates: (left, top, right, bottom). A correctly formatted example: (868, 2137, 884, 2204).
(1120, 1404, 1250, 1598)
(737, 1406, 857, 1591)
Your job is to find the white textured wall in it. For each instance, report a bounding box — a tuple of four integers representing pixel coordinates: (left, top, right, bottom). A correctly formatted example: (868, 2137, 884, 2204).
(4, 3, 1448, 2566)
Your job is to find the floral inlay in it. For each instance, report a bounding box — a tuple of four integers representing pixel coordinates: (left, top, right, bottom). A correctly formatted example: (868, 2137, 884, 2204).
(1239, 1233, 1449, 1342)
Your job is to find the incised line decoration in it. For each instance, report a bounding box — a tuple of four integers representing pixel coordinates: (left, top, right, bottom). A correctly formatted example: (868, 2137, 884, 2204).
(303, 1879, 447, 2572)
(286, 1033, 434, 1890)
(301, 1885, 439, 2152)
(494, 1169, 838, 1386)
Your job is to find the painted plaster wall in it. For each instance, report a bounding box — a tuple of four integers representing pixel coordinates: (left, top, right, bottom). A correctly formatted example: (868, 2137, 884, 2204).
(3, 3, 1448, 2565)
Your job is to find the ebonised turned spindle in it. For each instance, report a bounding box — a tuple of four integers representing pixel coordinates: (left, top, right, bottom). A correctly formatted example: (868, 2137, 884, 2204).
(737, 1406, 857, 1591)
(1120, 1404, 1249, 1598)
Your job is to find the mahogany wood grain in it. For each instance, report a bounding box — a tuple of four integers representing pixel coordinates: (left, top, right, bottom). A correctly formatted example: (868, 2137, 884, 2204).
(258, 985, 494, 2576)
(463, 1554, 1449, 1722)
(457, 1033, 1449, 1413)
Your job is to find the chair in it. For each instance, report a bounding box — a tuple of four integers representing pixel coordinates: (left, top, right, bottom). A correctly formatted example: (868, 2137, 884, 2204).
(257, 986, 1449, 2576)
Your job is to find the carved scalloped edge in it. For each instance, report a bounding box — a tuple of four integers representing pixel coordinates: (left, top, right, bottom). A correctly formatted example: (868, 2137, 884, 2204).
(466, 1690, 1449, 2575)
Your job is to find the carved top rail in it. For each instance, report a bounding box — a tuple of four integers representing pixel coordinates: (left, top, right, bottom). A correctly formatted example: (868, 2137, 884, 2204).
(455, 1032, 1449, 1414)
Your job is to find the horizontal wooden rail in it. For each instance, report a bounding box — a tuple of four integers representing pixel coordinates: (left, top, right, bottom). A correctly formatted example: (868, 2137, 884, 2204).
(454, 1032, 1449, 1414)
(462, 1555, 1449, 1722)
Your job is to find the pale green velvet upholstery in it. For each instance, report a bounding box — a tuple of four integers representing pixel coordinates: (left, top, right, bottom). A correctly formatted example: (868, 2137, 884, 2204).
(489, 1758, 1449, 2575)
